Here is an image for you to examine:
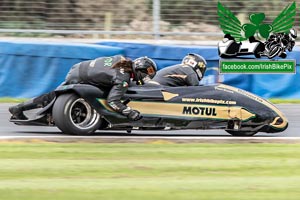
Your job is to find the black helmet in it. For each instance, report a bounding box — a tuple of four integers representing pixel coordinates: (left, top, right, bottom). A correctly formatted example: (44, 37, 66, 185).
(182, 53, 207, 80)
(133, 56, 157, 85)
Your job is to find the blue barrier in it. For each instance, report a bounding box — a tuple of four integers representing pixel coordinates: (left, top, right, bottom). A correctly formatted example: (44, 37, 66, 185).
(252, 71, 300, 98)
(99, 42, 300, 99)
(97, 42, 269, 93)
(0, 40, 299, 98)
(98, 42, 219, 70)
(0, 41, 124, 98)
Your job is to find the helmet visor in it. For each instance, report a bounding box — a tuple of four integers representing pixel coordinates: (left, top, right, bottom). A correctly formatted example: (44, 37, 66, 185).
(146, 66, 156, 78)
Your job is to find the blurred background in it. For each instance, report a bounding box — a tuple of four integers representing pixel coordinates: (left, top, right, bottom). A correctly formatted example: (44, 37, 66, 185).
(0, 0, 299, 41)
(0, 0, 299, 99)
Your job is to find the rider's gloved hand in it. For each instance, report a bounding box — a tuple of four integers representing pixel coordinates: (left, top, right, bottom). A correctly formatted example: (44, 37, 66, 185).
(122, 107, 143, 121)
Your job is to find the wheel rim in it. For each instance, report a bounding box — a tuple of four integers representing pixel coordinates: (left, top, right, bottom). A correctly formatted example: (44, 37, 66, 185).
(69, 98, 100, 130)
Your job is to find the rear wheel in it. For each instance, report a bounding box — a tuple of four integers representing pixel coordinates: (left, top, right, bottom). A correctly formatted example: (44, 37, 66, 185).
(226, 130, 257, 137)
(53, 93, 102, 135)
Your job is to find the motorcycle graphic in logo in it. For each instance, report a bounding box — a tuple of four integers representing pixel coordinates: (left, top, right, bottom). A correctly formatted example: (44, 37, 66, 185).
(217, 2, 297, 59)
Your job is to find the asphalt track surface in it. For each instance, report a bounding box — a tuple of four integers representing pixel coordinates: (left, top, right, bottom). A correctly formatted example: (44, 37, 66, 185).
(0, 104, 299, 140)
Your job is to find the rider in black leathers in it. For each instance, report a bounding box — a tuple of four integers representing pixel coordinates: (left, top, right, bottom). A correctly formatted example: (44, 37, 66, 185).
(152, 53, 207, 86)
(9, 55, 157, 121)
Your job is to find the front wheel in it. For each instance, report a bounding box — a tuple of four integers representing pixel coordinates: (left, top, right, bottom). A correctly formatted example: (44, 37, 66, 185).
(53, 93, 102, 135)
(226, 130, 257, 137)
(268, 46, 281, 59)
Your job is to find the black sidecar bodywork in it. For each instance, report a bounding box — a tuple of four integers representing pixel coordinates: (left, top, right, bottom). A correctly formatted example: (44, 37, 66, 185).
(10, 83, 288, 136)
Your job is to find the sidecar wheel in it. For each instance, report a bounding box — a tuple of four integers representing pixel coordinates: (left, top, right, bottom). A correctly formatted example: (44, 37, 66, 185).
(226, 130, 257, 137)
(53, 93, 102, 135)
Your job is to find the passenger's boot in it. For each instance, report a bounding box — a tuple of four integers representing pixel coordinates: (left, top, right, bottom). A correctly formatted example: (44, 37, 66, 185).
(9, 100, 37, 120)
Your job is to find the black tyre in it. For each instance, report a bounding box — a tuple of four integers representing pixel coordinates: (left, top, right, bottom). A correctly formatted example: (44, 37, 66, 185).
(53, 93, 102, 135)
(254, 52, 261, 58)
(226, 130, 257, 137)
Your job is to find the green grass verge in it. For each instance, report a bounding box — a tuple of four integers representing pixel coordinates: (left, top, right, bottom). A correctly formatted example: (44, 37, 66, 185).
(0, 98, 28, 103)
(0, 142, 300, 200)
(268, 99, 300, 104)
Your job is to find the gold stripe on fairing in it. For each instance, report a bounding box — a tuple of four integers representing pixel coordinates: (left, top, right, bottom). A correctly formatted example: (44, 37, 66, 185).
(161, 91, 179, 101)
(164, 74, 187, 79)
(97, 99, 255, 121)
(215, 84, 288, 129)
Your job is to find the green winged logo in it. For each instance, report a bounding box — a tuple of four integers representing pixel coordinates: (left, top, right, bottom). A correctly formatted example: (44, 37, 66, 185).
(218, 2, 296, 42)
